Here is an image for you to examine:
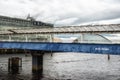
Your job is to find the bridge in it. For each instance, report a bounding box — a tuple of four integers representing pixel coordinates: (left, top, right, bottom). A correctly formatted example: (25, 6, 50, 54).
(0, 41, 120, 55)
(0, 24, 120, 35)
(0, 15, 120, 76)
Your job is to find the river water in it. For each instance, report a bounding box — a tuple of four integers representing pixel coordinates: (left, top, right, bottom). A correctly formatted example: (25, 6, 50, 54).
(0, 53, 120, 80)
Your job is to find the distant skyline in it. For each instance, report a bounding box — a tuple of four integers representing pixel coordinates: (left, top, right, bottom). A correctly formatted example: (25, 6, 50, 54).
(0, 0, 120, 26)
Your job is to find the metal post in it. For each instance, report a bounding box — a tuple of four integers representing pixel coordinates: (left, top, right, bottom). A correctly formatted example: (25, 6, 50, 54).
(50, 34, 53, 42)
(8, 35, 11, 41)
(25, 35, 28, 42)
(80, 33, 84, 43)
(108, 54, 110, 60)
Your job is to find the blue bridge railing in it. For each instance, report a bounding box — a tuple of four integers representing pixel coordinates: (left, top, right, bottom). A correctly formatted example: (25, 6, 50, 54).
(0, 42, 120, 55)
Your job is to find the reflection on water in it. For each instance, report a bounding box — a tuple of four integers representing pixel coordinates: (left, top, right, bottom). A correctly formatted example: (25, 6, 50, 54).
(0, 54, 47, 80)
(43, 53, 120, 80)
(0, 54, 33, 80)
(0, 53, 120, 80)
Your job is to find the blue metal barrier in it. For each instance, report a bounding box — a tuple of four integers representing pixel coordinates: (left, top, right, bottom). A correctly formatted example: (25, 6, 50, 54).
(0, 42, 120, 55)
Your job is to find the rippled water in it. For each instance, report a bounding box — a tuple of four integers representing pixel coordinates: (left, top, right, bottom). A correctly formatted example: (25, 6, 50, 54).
(0, 53, 120, 80)
(0, 54, 33, 80)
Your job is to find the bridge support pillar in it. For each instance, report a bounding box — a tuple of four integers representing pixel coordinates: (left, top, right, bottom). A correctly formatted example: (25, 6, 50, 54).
(8, 57, 22, 74)
(32, 52, 44, 77)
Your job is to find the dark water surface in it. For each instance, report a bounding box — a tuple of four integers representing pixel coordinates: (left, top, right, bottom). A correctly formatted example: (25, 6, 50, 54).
(0, 53, 120, 80)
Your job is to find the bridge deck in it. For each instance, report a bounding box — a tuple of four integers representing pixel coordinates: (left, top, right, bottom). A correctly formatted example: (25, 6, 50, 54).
(0, 42, 120, 55)
(0, 24, 120, 35)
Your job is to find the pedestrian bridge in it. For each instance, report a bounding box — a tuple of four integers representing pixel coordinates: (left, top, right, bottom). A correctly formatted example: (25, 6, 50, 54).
(0, 41, 120, 55)
(0, 24, 120, 35)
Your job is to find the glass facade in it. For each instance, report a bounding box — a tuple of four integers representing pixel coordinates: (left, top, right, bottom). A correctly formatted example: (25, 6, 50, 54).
(0, 15, 53, 42)
(0, 34, 52, 42)
(78, 34, 111, 43)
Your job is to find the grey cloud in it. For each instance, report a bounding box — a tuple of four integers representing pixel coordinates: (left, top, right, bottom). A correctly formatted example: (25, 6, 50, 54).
(99, 0, 120, 3)
(0, 0, 120, 26)
(52, 8, 120, 26)
(72, 9, 120, 25)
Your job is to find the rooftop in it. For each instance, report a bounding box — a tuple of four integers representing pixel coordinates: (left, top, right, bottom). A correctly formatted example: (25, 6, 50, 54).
(0, 15, 53, 28)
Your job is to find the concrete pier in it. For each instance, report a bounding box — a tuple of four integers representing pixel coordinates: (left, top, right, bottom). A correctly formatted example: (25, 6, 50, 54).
(32, 52, 43, 75)
(8, 57, 22, 74)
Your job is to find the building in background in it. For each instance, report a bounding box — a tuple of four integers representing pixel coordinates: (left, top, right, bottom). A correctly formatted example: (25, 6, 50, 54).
(0, 15, 53, 42)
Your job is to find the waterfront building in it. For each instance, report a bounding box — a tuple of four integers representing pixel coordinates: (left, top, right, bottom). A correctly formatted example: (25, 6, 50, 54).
(0, 15, 53, 42)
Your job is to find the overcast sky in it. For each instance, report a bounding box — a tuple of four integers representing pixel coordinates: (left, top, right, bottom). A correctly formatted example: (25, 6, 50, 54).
(0, 0, 120, 26)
